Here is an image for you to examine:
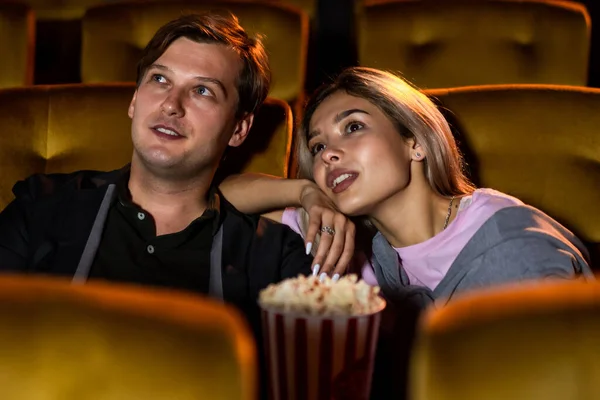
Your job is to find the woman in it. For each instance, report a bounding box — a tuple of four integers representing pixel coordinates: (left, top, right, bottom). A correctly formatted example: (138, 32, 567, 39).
(221, 67, 592, 305)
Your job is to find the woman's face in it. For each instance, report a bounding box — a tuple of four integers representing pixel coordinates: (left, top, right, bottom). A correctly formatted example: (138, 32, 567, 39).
(307, 91, 417, 217)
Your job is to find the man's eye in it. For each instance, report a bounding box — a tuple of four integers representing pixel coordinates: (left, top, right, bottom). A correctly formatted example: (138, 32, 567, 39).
(195, 86, 213, 97)
(152, 74, 167, 83)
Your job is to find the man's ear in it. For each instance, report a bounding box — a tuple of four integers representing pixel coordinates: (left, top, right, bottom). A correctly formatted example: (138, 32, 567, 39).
(128, 90, 138, 119)
(229, 113, 254, 147)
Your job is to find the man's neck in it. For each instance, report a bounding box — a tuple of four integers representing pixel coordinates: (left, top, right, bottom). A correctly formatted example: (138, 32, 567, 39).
(128, 162, 212, 236)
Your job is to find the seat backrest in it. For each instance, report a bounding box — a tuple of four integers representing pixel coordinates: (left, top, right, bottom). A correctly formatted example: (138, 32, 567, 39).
(411, 279, 600, 400)
(423, 84, 600, 263)
(268, 0, 317, 19)
(0, 83, 135, 208)
(0, 2, 34, 88)
(8, 0, 94, 19)
(0, 274, 256, 400)
(0, 83, 292, 209)
(81, 0, 308, 104)
(358, 0, 590, 88)
(11, 0, 314, 20)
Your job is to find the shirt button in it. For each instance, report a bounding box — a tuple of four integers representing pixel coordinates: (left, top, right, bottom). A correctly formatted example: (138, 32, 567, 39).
(147, 245, 155, 254)
(137, 212, 145, 220)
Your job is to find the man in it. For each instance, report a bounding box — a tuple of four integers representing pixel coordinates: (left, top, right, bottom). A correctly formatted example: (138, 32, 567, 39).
(0, 12, 311, 352)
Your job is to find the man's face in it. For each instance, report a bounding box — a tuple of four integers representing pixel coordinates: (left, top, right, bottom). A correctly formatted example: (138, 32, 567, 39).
(128, 37, 253, 180)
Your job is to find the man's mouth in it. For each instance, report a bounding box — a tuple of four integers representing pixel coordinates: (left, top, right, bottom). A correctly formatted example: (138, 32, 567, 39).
(151, 125, 184, 139)
(155, 127, 180, 137)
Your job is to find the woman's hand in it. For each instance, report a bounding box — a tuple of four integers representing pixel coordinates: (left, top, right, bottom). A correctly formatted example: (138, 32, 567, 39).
(299, 183, 356, 280)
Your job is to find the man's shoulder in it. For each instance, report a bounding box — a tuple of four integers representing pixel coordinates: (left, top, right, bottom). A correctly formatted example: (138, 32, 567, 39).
(219, 193, 312, 283)
(11, 167, 126, 202)
(219, 193, 301, 239)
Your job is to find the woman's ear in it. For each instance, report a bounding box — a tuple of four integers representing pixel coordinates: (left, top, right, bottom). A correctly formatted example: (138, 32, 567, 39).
(408, 139, 425, 161)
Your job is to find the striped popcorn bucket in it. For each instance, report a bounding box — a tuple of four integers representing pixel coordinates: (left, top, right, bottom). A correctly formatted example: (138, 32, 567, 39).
(260, 301, 386, 400)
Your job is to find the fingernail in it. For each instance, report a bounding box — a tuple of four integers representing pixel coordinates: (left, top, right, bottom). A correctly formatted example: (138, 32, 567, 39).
(319, 272, 327, 282)
(305, 242, 312, 255)
(312, 264, 320, 276)
(332, 274, 340, 282)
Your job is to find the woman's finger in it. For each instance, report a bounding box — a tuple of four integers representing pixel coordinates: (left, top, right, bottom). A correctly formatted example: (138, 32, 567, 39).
(332, 222, 356, 279)
(311, 212, 336, 277)
(320, 214, 349, 277)
(304, 207, 323, 255)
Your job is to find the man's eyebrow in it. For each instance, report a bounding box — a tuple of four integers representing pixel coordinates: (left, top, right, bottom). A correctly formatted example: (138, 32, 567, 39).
(334, 109, 369, 124)
(148, 64, 228, 98)
(148, 63, 170, 73)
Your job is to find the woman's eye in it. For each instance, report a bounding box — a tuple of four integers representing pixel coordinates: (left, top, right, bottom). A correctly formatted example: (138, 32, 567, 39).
(310, 143, 326, 156)
(345, 121, 364, 133)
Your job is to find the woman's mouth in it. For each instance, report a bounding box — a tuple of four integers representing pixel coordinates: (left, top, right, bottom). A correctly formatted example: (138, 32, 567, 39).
(329, 172, 359, 194)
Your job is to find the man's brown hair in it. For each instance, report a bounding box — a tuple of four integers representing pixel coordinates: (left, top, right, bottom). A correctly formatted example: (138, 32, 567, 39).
(136, 12, 271, 117)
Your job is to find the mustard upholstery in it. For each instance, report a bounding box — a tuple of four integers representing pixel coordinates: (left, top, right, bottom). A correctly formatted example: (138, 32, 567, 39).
(269, 0, 317, 19)
(81, 0, 308, 106)
(0, 274, 256, 399)
(0, 83, 292, 209)
(9, 0, 102, 19)
(411, 279, 600, 400)
(0, 2, 35, 88)
(11, 0, 314, 20)
(423, 84, 600, 264)
(357, 0, 590, 88)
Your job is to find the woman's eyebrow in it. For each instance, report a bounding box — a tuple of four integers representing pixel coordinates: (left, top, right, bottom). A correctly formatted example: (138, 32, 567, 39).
(334, 109, 369, 123)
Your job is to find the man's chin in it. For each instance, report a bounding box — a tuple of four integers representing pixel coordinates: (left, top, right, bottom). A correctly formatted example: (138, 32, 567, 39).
(133, 153, 213, 181)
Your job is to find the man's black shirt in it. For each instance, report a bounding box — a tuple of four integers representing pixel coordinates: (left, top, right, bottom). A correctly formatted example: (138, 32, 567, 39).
(89, 172, 221, 294)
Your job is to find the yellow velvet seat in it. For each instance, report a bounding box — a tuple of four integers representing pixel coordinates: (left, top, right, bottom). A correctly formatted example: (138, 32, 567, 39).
(0, 2, 35, 88)
(0, 274, 256, 399)
(358, 0, 590, 88)
(423, 84, 600, 264)
(0, 83, 292, 209)
(268, 0, 317, 19)
(9, 0, 102, 20)
(11, 0, 314, 20)
(81, 0, 308, 108)
(411, 279, 600, 400)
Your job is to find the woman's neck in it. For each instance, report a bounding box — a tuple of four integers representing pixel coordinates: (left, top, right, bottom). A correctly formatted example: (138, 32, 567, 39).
(369, 178, 457, 249)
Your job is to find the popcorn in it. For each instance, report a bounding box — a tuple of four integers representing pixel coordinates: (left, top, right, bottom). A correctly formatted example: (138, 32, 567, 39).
(259, 274, 384, 316)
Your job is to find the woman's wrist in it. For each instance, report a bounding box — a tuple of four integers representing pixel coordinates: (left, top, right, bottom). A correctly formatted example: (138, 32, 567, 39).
(298, 179, 320, 208)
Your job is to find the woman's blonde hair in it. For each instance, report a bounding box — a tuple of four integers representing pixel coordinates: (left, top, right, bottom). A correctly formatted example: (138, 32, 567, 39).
(296, 67, 475, 197)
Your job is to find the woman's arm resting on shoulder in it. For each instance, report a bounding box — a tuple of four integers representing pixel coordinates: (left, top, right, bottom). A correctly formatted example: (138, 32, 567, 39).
(219, 173, 355, 277)
(219, 173, 312, 219)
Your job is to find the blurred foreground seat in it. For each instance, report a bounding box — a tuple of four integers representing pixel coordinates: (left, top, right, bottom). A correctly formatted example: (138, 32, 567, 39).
(0, 274, 256, 399)
(423, 83, 600, 265)
(0, 83, 292, 209)
(358, 0, 590, 88)
(411, 278, 600, 400)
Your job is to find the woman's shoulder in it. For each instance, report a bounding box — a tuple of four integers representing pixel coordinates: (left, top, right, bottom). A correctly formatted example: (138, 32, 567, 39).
(467, 189, 570, 234)
(281, 207, 304, 236)
(466, 188, 525, 210)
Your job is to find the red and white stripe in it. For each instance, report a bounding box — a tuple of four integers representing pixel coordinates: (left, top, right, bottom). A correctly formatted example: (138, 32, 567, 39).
(261, 309, 383, 400)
